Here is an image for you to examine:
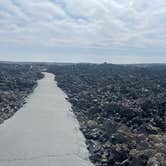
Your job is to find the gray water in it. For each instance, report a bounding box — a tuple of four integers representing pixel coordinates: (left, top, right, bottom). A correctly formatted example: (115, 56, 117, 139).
(0, 72, 94, 166)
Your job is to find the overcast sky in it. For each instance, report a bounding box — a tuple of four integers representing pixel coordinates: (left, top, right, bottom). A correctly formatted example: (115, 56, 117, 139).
(0, 0, 166, 63)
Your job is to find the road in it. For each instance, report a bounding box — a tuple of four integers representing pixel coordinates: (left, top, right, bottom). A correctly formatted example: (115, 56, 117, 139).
(0, 72, 94, 166)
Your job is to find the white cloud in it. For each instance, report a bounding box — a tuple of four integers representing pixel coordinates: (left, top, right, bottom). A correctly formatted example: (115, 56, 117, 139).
(0, 0, 166, 62)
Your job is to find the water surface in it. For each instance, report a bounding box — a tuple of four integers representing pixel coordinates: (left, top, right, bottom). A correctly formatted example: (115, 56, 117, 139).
(0, 72, 94, 166)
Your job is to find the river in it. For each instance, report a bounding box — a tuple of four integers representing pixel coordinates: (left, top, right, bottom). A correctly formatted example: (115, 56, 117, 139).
(0, 72, 94, 166)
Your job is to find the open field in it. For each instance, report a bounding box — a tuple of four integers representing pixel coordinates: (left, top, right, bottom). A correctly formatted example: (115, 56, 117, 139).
(0, 63, 43, 124)
(0, 62, 165, 166)
(49, 63, 166, 166)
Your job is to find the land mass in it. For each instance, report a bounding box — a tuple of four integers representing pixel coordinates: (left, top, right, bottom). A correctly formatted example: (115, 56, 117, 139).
(48, 63, 166, 166)
(0, 63, 43, 124)
(0, 62, 165, 166)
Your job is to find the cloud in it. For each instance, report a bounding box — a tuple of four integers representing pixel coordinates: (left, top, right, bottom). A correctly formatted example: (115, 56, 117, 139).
(0, 0, 166, 62)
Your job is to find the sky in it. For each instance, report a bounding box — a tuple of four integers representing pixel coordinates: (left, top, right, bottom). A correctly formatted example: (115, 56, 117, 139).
(0, 0, 166, 63)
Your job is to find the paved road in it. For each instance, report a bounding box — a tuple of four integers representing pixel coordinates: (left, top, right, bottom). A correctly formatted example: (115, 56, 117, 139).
(0, 72, 94, 166)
